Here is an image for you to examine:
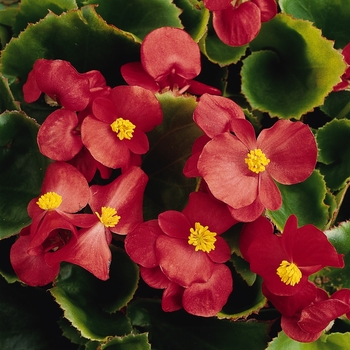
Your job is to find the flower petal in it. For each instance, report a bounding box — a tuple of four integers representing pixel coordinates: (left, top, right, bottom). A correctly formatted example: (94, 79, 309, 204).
(140, 266, 171, 289)
(258, 170, 282, 211)
(162, 282, 184, 312)
(158, 211, 192, 239)
(251, 0, 277, 22)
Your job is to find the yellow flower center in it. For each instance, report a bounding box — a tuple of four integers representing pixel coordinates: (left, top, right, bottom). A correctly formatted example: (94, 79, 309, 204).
(188, 222, 217, 253)
(245, 148, 270, 174)
(36, 191, 62, 210)
(276, 260, 302, 286)
(110, 118, 136, 140)
(95, 206, 121, 227)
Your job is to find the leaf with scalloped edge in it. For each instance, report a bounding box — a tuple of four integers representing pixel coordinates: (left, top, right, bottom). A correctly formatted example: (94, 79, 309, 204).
(321, 91, 350, 120)
(241, 13, 346, 119)
(0, 111, 49, 239)
(279, 0, 350, 49)
(101, 333, 151, 350)
(326, 220, 350, 255)
(316, 119, 350, 190)
(266, 170, 330, 231)
(83, 0, 182, 41)
(267, 331, 350, 350)
(12, 0, 78, 36)
(50, 246, 138, 341)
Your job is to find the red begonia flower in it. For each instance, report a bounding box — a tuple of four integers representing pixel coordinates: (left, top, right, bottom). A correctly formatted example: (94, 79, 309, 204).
(279, 287, 350, 342)
(203, 0, 277, 46)
(46, 166, 148, 280)
(184, 94, 245, 177)
(121, 27, 221, 96)
(27, 161, 90, 241)
(125, 191, 235, 316)
(197, 118, 317, 221)
(82, 85, 162, 169)
(10, 218, 78, 286)
(240, 215, 344, 296)
(333, 43, 350, 91)
(23, 59, 91, 111)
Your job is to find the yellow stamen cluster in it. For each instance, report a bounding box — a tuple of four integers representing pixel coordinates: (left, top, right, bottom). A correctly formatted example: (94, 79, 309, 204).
(36, 191, 62, 210)
(96, 206, 121, 227)
(110, 118, 136, 140)
(245, 148, 270, 174)
(276, 260, 302, 286)
(188, 222, 217, 253)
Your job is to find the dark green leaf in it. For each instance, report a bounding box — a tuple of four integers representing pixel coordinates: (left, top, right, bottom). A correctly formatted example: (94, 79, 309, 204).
(242, 14, 346, 119)
(279, 0, 350, 49)
(127, 299, 270, 350)
(50, 246, 138, 341)
(83, 0, 182, 41)
(0, 73, 19, 112)
(101, 333, 151, 350)
(142, 92, 201, 219)
(267, 170, 330, 231)
(321, 91, 350, 120)
(0, 111, 49, 239)
(316, 119, 350, 190)
(326, 221, 350, 255)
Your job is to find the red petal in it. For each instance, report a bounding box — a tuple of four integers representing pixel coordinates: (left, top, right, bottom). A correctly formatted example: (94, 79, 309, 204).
(10, 227, 60, 286)
(194, 94, 245, 138)
(90, 166, 148, 234)
(23, 69, 41, 103)
(198, 133, 258, 209)
(158, 211, 192, 239)
(140, 266, 171, 289)
(40, 162, 90, 213)
(125, 220, 162, 268)
(251, 0, 277, 22)
(37, 109, 82, 161)
(228, 197, 265, 222)
(141, 27, 201, 81)
(258, 120, 317, 184)
(187, 80, 221, 96)
(203, 0, 232, 11)
(121, 62, 159, 92)
(182, 192, 237, 234)
(126, 128, 149, 154)
(82, 115, 130, 169)
(208, 236, 231, 263)
(182, 264, 233, 317)
(213, 3, 261, 46)
(156, 235, 214, 287)
(110, 85, 162, 132)
(258, 170, 282, 210)
(162, 282, 184, 312)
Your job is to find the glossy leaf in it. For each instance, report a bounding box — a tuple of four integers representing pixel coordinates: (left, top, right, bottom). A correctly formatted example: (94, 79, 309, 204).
(12, 0, 78, 36)
(174, 0, 209, 42)
(101, 333, 151, 350)
(50, 246, 138, 341)
(279, 0, 350, 49)
(127, 299, 270, 350)
(0, 111, 49, 239)
(0, 5, 140, 121)
(268, 331, 350, 350)
(241, 14, 346, 119)
(316, 119, 350, 190)
(142, 92, 202, 219)
(321, 92, 350, 120)
(267, 170, 330, 231)
(326, 221, 350, 255)
(84, 0, 182, 41)
(0, 73, 19, 112)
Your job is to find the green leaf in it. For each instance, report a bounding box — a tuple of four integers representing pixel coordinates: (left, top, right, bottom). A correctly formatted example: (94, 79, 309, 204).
(0, 111, 49, 239)
(12, 0, 78, 36)
(326, 220, 350, 255)
(316, 119, 350, 190)
(83, 0, 182, 41)
(50, 246, 137, 341)
(266, 170, 330, 231)
(173, 0, 209, 42)
(268, 331, 350, 350)
(0, 73, 19, 112)
(127, 299, 270, 350)
(321, 91, 350, 120)
(241, 13, 346, 119)
(0, 5, 141, 121)
(101, 333, 151, 350)
(279, 0, 350, 49)
(142, 92, 201, 219)
(0, 276, 75, 350)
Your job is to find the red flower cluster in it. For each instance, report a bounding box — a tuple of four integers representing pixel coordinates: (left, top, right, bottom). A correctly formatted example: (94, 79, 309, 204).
(240, 215, 347, 342)
(125, 192, 237, 317)
(203, 0, 277, 46)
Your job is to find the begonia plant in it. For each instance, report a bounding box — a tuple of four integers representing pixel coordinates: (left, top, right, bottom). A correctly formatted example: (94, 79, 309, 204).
(1, 1, 350, 349)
